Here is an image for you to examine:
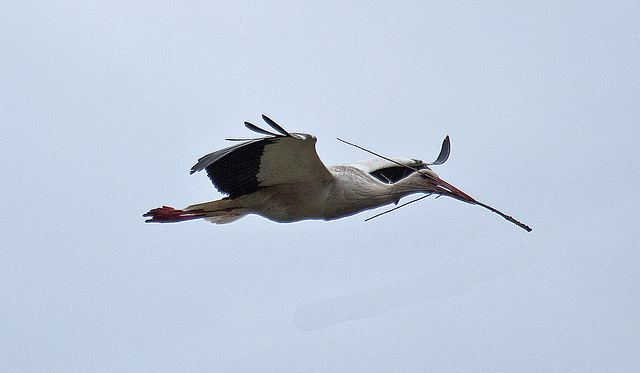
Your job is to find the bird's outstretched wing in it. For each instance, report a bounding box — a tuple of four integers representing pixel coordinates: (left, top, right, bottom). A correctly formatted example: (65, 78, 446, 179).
(190, 115, 333, 199)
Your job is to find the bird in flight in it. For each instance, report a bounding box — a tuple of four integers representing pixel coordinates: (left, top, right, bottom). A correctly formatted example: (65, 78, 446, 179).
(144, 115, 531, 231)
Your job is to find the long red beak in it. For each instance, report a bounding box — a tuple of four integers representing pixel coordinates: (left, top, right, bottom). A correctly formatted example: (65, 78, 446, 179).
(434, 177, 532, 232)
(433, 177, 479, 205)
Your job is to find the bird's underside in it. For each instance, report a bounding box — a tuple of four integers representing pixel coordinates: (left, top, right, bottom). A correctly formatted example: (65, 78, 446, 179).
(144, 115, 531, 231)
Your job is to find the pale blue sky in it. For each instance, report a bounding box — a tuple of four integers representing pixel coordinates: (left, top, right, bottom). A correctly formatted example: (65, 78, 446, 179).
(2, 1, 638, 371)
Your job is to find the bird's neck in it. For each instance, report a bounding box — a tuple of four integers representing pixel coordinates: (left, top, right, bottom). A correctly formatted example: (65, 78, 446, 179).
(324, 166, 417, 219)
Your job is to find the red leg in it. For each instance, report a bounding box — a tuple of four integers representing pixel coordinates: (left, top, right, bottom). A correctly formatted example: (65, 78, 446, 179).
(143, 206, 206, 223)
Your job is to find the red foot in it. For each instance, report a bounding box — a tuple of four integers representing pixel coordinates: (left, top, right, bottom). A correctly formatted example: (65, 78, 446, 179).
(143, 206, 206, 223)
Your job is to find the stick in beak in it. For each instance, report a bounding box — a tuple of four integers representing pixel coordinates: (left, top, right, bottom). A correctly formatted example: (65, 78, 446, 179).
(435, 177, 532, 232)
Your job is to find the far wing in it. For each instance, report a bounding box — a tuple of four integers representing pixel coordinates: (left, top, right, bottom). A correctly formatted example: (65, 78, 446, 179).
(190, 116, 333, 199)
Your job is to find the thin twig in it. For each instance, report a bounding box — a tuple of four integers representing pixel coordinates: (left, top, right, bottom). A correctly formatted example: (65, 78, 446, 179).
(337, 138, 419, 173)
(365, 195, 431, 221)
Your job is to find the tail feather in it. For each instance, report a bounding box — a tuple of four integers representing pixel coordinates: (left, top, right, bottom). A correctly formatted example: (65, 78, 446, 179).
(186, 200, 249, 224)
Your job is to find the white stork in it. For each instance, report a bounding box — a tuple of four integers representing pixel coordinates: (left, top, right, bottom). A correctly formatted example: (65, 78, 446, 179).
(144, 115, 531, 231)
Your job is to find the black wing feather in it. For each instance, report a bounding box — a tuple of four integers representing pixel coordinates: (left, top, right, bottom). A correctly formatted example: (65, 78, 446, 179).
(370, 166, 416, 184)
(190, 138, 277, 198)
(203, 139, 276, 198)
(261, 115, 292, 136)
(431, 136, 450, 165)
(244, 121, 280, 137)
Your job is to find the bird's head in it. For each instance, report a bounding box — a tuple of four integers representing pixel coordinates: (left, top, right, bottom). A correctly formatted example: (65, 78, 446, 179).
(400, 167, 478, 205)
(360, 134, 478, 205)
(340, 135, 531, 231)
